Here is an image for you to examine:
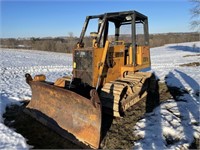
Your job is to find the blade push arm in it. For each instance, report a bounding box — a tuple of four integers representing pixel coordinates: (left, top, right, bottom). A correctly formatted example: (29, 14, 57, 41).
(96, 40, 110, 90)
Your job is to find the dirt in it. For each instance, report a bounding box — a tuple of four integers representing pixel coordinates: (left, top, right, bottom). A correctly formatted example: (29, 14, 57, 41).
(180, 62, 200, 67)
(3, 82, 199, 149)
(182, 54, 200, 67)
(183, 54, 200, 57)
(3, 103, 81, 149)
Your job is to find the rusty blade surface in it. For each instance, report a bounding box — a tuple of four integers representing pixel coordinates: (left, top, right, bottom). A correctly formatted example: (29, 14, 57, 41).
(25, 81, 101, 149)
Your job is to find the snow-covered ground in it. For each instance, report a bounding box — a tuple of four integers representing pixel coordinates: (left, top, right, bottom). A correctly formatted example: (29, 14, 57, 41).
(0, 49, 72, 149)
(134, 41, 200, 149)
(0, 41, 199, 149)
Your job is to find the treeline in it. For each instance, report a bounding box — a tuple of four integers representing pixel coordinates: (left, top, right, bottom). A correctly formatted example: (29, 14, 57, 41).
(149, 32, 199, 47)
(0, 37, 79, 53)
(1, 32, 199, 53)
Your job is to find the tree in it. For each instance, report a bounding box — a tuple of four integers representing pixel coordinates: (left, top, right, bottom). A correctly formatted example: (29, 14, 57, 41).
(190, 0, 200, 31)
(67, 32, 77, 52)
(68, 32, 74, 38)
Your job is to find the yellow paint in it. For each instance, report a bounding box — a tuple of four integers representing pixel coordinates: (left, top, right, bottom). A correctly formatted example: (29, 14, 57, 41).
(129, 46, 133, 65)
(98, 41, 110, 78)
(74, 41, 150, 88)
(73, 62, 76, 69)
(33, 74, 46, 81)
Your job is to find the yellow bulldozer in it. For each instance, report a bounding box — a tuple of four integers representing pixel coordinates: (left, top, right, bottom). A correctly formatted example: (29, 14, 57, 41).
(24, 10, 154, 149)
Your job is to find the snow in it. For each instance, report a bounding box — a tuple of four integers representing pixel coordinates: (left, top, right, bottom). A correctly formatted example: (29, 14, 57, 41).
(134, 41, 200, 149)
(0, 124, 28, 149)
(151, 42, 200, 93)
(0, 49, 72, 149)
(0, 41, 199, 149)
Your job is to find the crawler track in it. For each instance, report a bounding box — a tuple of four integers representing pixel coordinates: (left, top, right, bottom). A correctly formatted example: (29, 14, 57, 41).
(100, 72, 153, 117)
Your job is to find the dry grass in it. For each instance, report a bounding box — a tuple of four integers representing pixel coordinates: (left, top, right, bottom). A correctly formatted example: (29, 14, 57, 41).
(180, 62, 200, 67)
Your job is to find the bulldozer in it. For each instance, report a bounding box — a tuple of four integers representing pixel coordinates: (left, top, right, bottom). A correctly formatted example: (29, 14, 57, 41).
(24, 10, 154, 149)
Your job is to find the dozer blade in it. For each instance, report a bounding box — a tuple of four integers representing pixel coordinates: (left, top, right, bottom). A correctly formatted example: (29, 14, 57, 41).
(24, 74, 101, 149)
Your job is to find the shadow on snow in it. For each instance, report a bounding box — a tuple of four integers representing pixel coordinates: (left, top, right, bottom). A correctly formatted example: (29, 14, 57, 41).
(136, 70, 199, 149)
(168, 45, 200, 53)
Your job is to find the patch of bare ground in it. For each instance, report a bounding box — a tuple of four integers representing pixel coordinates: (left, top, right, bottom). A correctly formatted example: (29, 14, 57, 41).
(180, 62, 200, 67)
(163, 84, 199, 150)
(183, 54, 200, 57)
(3, 81, 199, 149)
(100, 81, 172, 149)
(3, 103, 81, 149)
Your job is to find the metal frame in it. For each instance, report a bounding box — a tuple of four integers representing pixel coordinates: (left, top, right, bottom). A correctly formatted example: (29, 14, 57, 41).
(78, 10, 149, 66)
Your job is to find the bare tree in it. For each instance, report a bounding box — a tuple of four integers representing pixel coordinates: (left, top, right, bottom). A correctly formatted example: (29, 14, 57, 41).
(68, 32, 74, 38)
(67, 32, 77, 52)
(190, 0, 200, 31)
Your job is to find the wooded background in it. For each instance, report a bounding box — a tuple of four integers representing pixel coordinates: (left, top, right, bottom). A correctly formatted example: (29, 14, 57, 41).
(1, 32, 199, 53)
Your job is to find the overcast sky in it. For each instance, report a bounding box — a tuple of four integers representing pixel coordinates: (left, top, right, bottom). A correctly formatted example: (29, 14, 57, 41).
(1, 0, 194, 38)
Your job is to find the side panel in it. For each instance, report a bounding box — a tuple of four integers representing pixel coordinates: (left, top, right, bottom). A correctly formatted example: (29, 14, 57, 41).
(136, 46, 150, 66)
(104, 45, 125, 84)
(93, 47, 104, 87)
(93, 45, 125, 87)
(121, 46, 151, 77)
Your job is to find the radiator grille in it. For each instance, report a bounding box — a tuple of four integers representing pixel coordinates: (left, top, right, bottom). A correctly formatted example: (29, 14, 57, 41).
(74, 50, 93, 86)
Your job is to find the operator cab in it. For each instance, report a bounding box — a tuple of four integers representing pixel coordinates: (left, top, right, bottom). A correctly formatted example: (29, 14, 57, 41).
(77, 10, 149, 65)
(73, 10, 150, 88)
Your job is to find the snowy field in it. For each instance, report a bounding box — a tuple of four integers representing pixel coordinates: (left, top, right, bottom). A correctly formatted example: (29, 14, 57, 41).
(0, 50, 72, 149)
(134, 42, 200, 149)
(0, 41, 199, 149)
